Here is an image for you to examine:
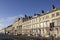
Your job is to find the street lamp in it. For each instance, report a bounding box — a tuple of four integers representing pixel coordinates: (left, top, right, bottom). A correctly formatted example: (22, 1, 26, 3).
(50, 22, 55, 40)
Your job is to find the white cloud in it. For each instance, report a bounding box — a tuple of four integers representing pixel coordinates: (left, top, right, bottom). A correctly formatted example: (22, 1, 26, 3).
(0, 14, 24, 30)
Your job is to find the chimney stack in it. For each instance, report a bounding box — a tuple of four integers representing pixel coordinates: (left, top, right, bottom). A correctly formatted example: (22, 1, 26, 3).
(41, 10, 44, 13)
(52, 5, 56, 10)
(29, 16, 32, 19)
(25, 14, 28, 18)
(34, 13, 37, 16)
(41, 10, 45, 15)
(18, 18, 20, 21)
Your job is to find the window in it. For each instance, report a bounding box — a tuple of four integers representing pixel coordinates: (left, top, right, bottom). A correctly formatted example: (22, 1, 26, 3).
(32, 19, 34, 23)
(52, 20, 57, 26)
(37, 29, 40, 33)
(46, 21, 49, 27)
(33, 25, 35, 28)
(56, 12, 60, 16)
(31, 25, 32, 28)
(33, 29, 35, 32)
(37, 17, 39, 22)
(35, 19, 37, 23)
(32, 24, 37, 28)
(37, 24, 39, 28)
(33, 19, 36, 23)
(17, 26, 18, 29)
(33, 19, 34, 23)
(44, 22, 47, 27)
(45, 16, 49, 19)
(43, 17, 44, 20)
(39, 23, 41, 27)
(57, 19, 60, 26)
(41, 23, 43, 27)
(39, 18, 41, 21)
(35, 24, 36, 28)
(44, 29, 46, 34)
(32, 25, 33, 28)
(41, 29, 44, 35)
(52, 14, 55, 17)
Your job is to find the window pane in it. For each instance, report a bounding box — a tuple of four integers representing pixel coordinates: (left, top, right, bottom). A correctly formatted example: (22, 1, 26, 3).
(52, 14, 55, 17)
(45, 16, 49, 19)
(56, 12, 60, 16)
(41, 29, 43, 35)
(37, 24, 39, 28)
(41, 23, 43, 27)
(39, 18, 41, 21)
(57, 19, 60, 26)
(43, 17, 44, 20)
(37, 18, 39, 22)
(39, 23, 41, 27)
(35, 24, 36, 28)
(44, 29, 46, 34)
(38, 29, 41, 33)
(44, 22, 47, 27)
(46, 21, 49, 27)
(52, 20, 57, 26)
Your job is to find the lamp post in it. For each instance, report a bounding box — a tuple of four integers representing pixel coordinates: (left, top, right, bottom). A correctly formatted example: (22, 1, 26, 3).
(4, 28, 6, 35)
(50, 22, 55, 40)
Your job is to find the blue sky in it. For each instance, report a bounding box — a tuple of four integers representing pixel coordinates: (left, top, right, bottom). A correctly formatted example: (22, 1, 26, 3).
(0, 0, 60, 29)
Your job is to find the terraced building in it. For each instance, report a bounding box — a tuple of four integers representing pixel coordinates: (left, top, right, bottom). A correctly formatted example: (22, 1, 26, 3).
(4, 5, 60, 37)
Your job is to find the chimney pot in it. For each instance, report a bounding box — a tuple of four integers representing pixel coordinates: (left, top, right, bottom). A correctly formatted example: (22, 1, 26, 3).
(25, 14, 27, 18)
(34, 13, 37, 16)
(41, 10, 44, 13)
(52, 5, 55, 9)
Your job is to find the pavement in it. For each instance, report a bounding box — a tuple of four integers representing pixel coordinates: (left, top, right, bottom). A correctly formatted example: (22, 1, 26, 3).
(0, 34, 60, 40)
(0, 34, 14, 40)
